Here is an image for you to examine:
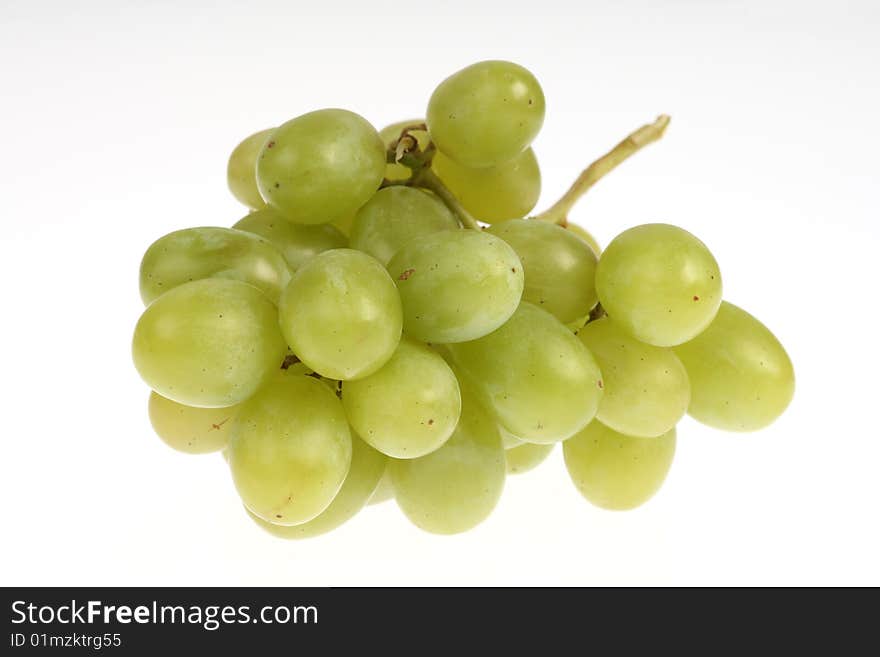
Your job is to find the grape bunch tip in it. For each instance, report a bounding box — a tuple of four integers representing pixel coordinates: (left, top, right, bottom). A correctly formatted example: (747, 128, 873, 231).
(133, 59, 795, 537)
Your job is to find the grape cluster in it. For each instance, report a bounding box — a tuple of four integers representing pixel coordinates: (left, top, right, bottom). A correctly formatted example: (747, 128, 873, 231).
(133, 60, 795, 537)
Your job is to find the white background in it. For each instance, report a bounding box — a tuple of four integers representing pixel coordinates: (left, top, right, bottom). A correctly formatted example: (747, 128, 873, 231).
(1, 0, 878, 586)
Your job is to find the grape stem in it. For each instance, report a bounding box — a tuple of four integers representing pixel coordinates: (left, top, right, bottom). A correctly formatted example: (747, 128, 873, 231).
(588, 302, 607, 323)
(413, 169, 482, 230)
(383, 123, 435, 183)
(532, 115, 671, 226)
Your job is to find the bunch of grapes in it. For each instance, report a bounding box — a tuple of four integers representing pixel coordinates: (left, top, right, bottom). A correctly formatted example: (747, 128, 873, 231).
(133, 61, 795, 537)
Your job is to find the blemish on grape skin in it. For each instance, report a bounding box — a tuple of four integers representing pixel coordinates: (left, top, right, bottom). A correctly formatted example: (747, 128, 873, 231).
(693, 295, 700, 301)
(266, 141, 275, 149)
(398, 268, 415, 281)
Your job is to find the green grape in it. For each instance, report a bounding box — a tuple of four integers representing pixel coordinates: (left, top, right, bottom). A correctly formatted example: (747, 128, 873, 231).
(349, 186, 459, 266)
(379, 118, 426, 182)
(487, 219, 598, 324)
(673, 301, 794, 431)
(389, 380, 505, 534)
(256, 109, 385, 224)
(566, 223, 601, 256)
(331, 212, 356, 236)
(563, 421, 676, 511)
(506, 442, 554, 475)
(565, 313, 590, 333)
(431, 148, 541, 223)
(342, 338, 461, 459)
(227, 128, 274, 210)
(367, 468, 394, 505)
(448, 302, 603, 444)
(147, 391, 238, 454)
(229, 374, 352, 525)
(427, 60, 545, 168)
(132, 279, 287, 407)
(387, 230, 523, 343)
(596, 223, 722, 347)
(247, 435, 385, 538)
(279, 249, 402, 380)
(139, 227, 291, 306)
(499, 425, 524, 449)
(577, 317, 690, 438)
(233, 207, 347, 272)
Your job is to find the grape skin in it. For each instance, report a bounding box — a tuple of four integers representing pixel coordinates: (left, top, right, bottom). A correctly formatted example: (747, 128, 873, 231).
(487, 219, 598, 324)
(577, 317, 690, 438)
(506, 442, 554, 475)
(256, 109, 385, 225)
(596, 223, 722, 347)
(139, 226, 291, 305)
(427, 60, 545, 168)
(132, 278, 288, 408)
(342, 338, 462, 459)
(367, 468, 395, 505)
(248, 435, 385, 538)
(227, 128, 274, 210)
(233, 207, 347, 272)
(564, 422, 676, 511)
(229, 375, 352, 526)
(390, 380, 505, 535)
(387, 229, 524, 344)
(448, 302, 603, 444)
(565, 223, 601, 256)
(673, 301, 794, 432)
(499, 425, 525, 449)
(431, 148, 541, 223)
(279, 249, 403, 380)
(349, 186, 459, 266)
(331, 212, 357, 237)
(148, 391, 238, 454)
